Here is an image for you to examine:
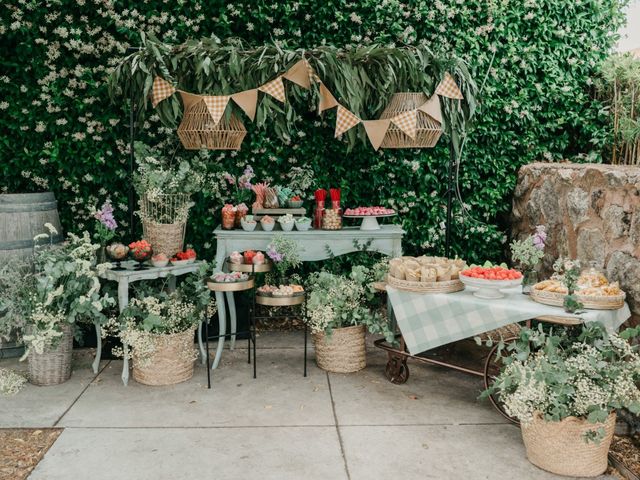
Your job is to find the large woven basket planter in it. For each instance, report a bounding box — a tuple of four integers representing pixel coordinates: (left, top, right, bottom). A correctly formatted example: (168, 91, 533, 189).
(521, 412, 616, 477)
(28, 323, 73, 386)
(142, 219, 185, 257)
(313, 324, 366, 373)
(132, 327, 197, 386)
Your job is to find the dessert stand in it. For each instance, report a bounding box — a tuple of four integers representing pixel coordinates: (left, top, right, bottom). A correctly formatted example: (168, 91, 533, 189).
(343, 213, 396, 231)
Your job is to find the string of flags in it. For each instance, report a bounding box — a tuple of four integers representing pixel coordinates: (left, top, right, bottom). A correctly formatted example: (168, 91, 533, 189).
(150, 58, 464, 151)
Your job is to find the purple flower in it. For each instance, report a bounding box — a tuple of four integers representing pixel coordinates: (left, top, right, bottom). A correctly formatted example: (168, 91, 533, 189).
(224, 173, 235, 185)
(94, 201, 117, 231)
(267, 245, 283, 263)
(532, 225, 546, 250)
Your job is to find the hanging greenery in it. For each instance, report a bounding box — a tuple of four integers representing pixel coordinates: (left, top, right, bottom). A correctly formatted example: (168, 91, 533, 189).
(108, 34, 478, 150)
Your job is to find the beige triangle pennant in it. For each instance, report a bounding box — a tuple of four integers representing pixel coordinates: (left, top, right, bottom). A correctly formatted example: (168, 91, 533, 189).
(201, 95, 231, 124)
(258, 76, 286, 103)
(307, 61, 321, 84)
(151, 76, 176, 107)
(418, 95, 442, 124)
(391, 110, 417, 139)
(231, 89, 258, 121)
(283, 60, 311, 90)
(334, 105, 360, 137)
(362, 119, 391, 151)
(435, 72, 464, 100)
(319, 82, 339, 113)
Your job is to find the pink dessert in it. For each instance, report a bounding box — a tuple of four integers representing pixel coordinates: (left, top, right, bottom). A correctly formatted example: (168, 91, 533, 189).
(344, 206, 395, 216)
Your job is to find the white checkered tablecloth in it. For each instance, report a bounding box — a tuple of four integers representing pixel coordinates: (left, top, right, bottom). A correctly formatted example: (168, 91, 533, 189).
(386, 286, 631, 355)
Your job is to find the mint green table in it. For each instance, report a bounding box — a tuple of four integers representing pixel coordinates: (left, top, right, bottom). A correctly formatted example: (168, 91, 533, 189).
(211, 225, 404, 369)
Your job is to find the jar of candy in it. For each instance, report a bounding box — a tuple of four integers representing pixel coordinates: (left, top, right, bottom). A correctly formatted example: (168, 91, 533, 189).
(221, 205, 236, 230)
(322, 208, 342, 230)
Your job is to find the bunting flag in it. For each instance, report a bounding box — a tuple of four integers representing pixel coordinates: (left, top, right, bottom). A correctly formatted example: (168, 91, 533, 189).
(334, 105, 360, 137)
(151, 76, 176, 107)
(231, 89, 258, 121)
(258, 76, 286, 103)
(418, 95, 442, 124)
(435, 72, 464, 100)
(306, 62, 321, 84)
(318, 82, 339, 113)
(283, 59, 311, 90)
(362, 119, 391, 151)
(391, 110, 417, 139)
(202, 95, 231, 124)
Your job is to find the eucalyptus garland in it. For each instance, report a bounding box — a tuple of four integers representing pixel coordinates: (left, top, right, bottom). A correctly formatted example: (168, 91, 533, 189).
(108, 34, 478, 150)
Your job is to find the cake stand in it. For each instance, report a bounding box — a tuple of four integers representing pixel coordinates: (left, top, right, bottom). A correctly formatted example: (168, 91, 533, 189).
(343, 213, 396, 231)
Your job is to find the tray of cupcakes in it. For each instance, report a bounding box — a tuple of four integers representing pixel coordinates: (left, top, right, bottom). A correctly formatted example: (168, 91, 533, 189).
(226, 250, 272, 273)
(386, 256, 467, 293)
(531, 268, 626, 310)
(207, 271, 255, 292)
(256, 284, 305, 306)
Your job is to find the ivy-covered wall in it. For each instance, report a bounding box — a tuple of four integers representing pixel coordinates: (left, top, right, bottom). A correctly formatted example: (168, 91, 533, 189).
(0, 0, 626, 263)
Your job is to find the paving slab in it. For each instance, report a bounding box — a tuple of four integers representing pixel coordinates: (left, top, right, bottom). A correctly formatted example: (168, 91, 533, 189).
(339, 424, 592, 480)
(29, 426, 347, 480)
(60, 347, 334, 428)
(328, 345, 506, 426)
(0, 350, 104, 428)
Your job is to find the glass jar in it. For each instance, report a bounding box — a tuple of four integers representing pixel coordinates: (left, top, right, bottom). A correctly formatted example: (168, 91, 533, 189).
(322, 208, 342, 230)
(521, 270, 538, 295)
(221, 208, 236, 230)
(313, 200, 325, 229)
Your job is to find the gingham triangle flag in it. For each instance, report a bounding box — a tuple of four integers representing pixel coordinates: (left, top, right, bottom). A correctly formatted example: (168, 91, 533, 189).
(151, 76, 176, 107)
(435, 72, 464, 100)
(202, 95, 231, 124)
(334, 105, 360, 137)
(258, 76, 286, 103)
(306, 61, 321, 84)
(391, 109, 417, 139)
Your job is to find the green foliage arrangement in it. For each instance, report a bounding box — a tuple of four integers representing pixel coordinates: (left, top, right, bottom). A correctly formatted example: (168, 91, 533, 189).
(483, 323, 640, 442)
(0, 1, 627, 264)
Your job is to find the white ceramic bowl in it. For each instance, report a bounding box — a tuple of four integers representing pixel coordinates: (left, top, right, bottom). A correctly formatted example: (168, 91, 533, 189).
(151, 258, 169, 268)
(170, 259, 191, 266)
(295, 221, 311, 231)
(260, 220, 275, 231)
(241, 220, 257, 232)
(459, 275, 523, 299)
(279, 221, 295, 232)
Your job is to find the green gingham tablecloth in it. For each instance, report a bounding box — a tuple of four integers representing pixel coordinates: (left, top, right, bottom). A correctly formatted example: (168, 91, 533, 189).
(386, 286, 631, 356)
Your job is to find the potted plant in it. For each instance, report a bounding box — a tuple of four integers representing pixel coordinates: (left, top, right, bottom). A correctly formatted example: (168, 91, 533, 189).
(305, 265, 394, 373)
(218, 166, 255, 227)
(19, 230, 114, 385)
(265, 235, 302, 285)
(510, 225, 546, 294)
(104, 263, 216, 386)
(133, 142, 203, 256)
(92, 199, 118, 263)
(483, 323, 640, 477)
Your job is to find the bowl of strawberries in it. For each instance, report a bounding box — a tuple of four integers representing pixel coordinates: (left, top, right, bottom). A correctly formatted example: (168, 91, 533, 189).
(171, 248, 197, 266)
(459, 263, 523, 299)
(288, 195, 303, 208)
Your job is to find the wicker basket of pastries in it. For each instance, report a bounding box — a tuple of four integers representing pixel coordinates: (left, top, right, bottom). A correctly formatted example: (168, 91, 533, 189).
(386, 256, 466, 293)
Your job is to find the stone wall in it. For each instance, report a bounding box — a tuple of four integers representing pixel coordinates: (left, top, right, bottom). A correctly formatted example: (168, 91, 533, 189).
(512, 162, 640, 318)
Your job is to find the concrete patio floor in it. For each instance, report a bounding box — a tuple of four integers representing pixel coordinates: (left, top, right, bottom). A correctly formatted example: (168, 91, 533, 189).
(0, 332, 616, 480)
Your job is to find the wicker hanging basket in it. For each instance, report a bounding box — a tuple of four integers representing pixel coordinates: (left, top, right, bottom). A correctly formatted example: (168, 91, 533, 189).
(140, 193, 190, 257)
(521, 412, 616, 477)
(313, 324, 366, 373)
(132, 327, 197, 386)
(28, 322, 74, 386)
(177, 92, 246, 150)
(379, 93, 443, 149)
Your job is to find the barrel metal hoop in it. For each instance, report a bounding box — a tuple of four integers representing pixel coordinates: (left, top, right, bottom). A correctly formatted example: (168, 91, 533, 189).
(0, 201, 58, 213)
(1, 234, 64, 250)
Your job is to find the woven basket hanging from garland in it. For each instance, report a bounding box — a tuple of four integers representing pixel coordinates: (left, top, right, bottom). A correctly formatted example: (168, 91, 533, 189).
(140, 193, 191, 257)
(379, 93, 443, 149)
(177, 91, 246, 150)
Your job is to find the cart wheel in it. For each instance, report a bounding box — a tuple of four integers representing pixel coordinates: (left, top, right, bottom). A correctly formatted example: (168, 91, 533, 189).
(385, 355, 409, 384)
(483, 338, 519, 425)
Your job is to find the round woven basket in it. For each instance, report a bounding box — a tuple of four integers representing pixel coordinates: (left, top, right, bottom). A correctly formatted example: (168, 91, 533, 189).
(313, 324, 366, 373)
(386, 274, 464, 294)
(521, 412, 616, 477)
(379, 93, 443, 149)
(132, 327, 196, 386)
(142, 219, 185, 257)
(28, 322, 73, 386)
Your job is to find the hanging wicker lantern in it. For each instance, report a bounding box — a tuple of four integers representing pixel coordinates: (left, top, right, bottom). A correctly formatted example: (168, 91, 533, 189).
(379, 93, 443, 149)
(177, 92, 246, 150)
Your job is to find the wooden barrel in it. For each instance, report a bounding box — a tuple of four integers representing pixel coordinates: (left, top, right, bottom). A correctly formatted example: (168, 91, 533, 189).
(0, 192, 64, 260)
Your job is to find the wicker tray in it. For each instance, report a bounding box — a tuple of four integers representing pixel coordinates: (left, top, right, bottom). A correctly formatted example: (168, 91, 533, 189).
(386, 274, 464, 294)
(531, 287, 625, 310)
(256, 294, 305, 306)
(207, 277, 254, 292)
(226, 260, 272, 273)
